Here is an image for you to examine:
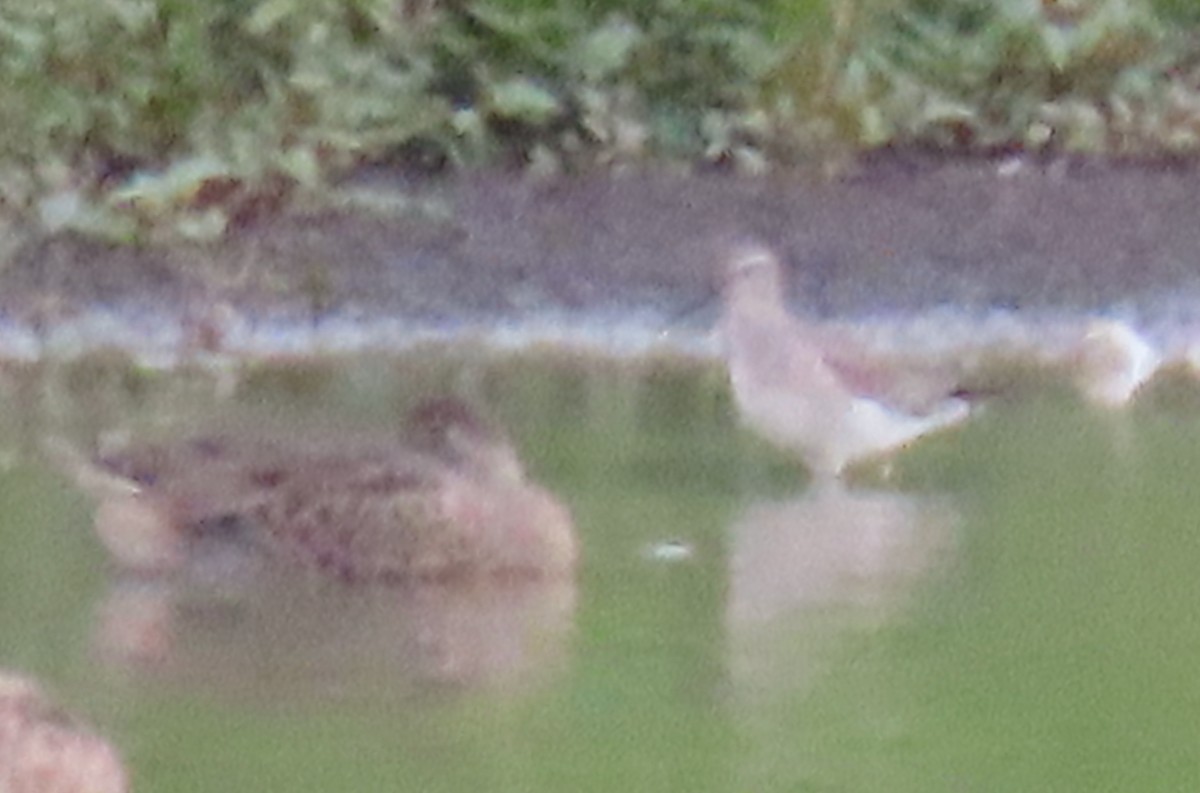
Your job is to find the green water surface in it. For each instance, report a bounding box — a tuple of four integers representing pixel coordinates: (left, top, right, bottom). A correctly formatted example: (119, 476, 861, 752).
(1, 349, 1198, 792)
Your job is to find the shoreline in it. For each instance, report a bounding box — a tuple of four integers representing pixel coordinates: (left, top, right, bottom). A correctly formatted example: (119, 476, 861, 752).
(4, 156, 1200, 369)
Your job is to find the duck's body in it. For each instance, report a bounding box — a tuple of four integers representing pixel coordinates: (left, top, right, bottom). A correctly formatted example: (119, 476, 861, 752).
(0, 671, 128, 793)
(52, 400, 578, 581)
(720, 245, 970, 478)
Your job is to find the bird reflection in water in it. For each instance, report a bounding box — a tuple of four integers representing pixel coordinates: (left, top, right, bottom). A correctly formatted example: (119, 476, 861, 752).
(726, 482, 958, 694)
(93, 569, 577, 697)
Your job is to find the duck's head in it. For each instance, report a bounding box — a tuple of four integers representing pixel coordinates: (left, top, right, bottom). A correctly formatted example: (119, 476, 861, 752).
(405, 398, 525, 484)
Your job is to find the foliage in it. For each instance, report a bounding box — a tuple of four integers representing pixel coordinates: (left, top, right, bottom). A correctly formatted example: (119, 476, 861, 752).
(4, 0, 1200, 240)
(0, 0, 788, 238)
(825, 0, 1200, 153)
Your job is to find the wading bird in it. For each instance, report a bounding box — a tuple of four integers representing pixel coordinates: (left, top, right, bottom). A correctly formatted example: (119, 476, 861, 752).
(719, 244, 970, 479)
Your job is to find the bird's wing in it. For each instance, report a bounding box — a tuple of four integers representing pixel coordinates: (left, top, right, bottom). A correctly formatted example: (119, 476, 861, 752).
(817, 328, 964, 412)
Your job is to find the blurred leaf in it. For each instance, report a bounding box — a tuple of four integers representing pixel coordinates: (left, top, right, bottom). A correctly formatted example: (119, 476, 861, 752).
(576, 17, 641, 81)
(246, 0, 300, 36)
(487, 78, 561, 122)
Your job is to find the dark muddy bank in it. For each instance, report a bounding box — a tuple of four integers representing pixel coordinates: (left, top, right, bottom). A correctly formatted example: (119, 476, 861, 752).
(3, 153, 1200, 356)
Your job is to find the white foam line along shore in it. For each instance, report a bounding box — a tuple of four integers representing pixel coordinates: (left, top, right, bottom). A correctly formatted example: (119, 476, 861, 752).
(0, 301, 1194, 408)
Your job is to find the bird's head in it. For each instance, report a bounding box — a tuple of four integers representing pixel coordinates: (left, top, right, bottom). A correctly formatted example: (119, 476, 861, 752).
(405, 398, 525, 483)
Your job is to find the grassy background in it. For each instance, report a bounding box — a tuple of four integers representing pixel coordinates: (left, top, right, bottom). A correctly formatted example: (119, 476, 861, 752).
(3, 0, 1200, 239)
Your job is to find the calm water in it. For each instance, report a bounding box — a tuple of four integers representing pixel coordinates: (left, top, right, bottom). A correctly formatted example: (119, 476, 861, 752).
(2, 348, 1199, 791)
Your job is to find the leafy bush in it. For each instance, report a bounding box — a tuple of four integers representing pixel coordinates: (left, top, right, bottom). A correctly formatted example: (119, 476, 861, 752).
(824, 0, 1200, 153)
(0, 0, 790, 238)
(5, 0, 1200, 241)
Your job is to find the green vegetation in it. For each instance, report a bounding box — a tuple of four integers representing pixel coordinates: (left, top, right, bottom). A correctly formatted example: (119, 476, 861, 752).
(827, 0, 1200, 152)
(2, 0, 1199, 239)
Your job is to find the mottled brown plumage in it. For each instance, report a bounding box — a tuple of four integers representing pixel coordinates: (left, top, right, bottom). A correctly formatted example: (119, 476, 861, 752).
(50, 399, 577, 581)
(0, 671, 128, 793)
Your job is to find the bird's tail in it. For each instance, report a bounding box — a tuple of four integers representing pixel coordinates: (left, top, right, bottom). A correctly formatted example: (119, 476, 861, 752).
(40, 436, 139, 500)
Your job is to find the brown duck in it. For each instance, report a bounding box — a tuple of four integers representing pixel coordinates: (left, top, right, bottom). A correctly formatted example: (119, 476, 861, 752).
(48, 399, 578, 582)
(0, 670, 128, 793)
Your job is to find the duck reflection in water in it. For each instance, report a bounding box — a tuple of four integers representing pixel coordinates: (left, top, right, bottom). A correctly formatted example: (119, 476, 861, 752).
(0, 670, 128, 793)
(92, 569, 577, 694)
(49, 398, 578, 691)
